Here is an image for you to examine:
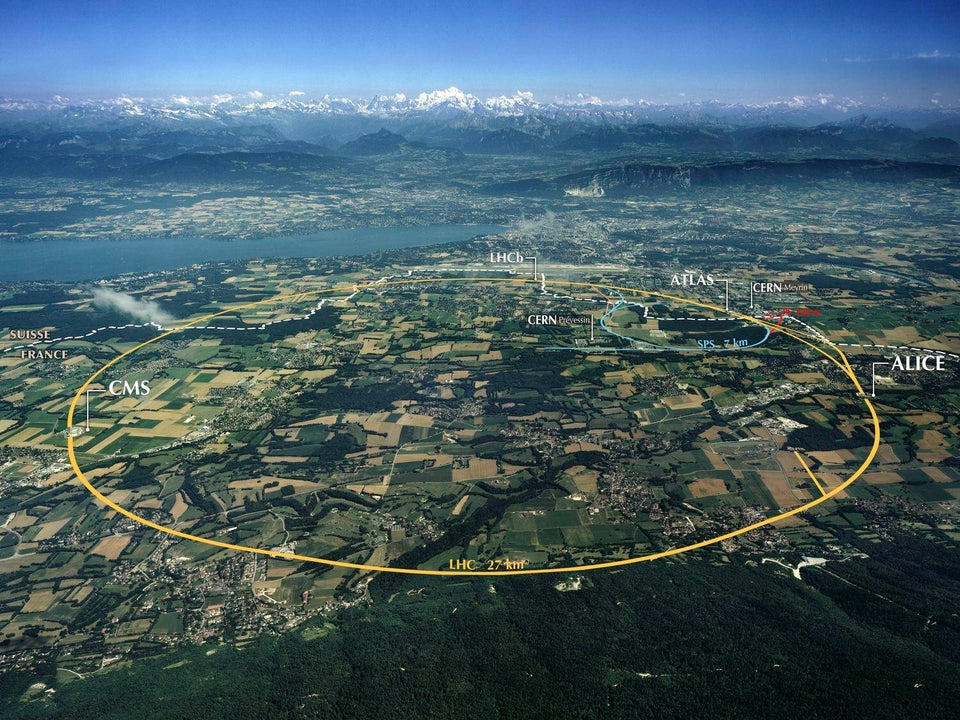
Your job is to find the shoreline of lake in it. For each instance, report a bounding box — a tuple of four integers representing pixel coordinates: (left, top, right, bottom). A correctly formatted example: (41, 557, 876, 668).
(0, 224, 506, 282)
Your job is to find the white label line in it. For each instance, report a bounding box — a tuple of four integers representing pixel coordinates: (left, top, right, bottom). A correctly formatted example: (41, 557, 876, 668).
(871, 362, 890, 398)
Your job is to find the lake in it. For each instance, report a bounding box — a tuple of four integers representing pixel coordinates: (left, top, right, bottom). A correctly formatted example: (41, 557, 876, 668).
(0, 224, 506, 282)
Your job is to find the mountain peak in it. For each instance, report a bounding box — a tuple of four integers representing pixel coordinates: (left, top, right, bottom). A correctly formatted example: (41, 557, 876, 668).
(412, 86, 482, 112)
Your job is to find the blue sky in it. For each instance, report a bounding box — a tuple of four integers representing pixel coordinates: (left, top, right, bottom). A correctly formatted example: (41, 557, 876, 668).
(1, 0, 957, 105)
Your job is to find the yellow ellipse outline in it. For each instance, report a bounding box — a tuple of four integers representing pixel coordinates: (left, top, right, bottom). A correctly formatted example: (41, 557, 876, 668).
(67, 276, 880, 576)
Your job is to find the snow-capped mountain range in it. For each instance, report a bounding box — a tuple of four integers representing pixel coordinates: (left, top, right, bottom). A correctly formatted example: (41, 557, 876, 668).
(0, 86, 951, 120)
(1, 89, 957, 142)
(0, 87, 539, 117)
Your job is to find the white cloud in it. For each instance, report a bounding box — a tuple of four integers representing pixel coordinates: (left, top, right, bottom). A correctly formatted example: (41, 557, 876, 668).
(554, 92, 603, 106)
(288, 90, 305, 97)
(837, 51, 956, 64)
(248, 90, 264, 100)
(910, 50, 954, 59)
(90, 287, 176, 325)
